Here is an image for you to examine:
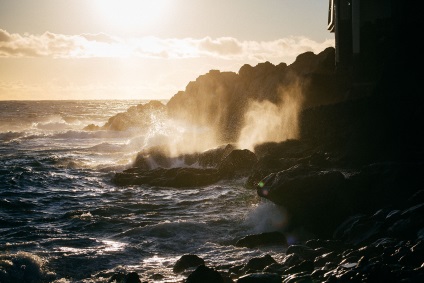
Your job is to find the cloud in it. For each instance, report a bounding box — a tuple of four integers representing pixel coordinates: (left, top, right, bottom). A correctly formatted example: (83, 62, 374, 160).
(0, 29, 334, 62)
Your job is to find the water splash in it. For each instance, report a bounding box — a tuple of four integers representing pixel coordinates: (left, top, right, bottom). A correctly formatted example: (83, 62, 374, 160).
(237, 80, 304, 150)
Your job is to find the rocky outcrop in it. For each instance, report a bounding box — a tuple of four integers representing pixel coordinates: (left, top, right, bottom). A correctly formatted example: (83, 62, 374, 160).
(112, 146, 257, 187)
(235, 232, 287, 248)
(166, 47, 347, 143)
(84, 100, 166, 132)
(173, 254, 205, 273)
(255, 161, 423, 238)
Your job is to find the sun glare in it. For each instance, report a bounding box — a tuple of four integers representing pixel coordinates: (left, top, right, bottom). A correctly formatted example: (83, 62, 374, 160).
(93, 0, 171, 31)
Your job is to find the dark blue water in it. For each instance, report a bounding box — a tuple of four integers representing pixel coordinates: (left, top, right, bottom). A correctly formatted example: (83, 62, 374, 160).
(0, 100, 286, 282)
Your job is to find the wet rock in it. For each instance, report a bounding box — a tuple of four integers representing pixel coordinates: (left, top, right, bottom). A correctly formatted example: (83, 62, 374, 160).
(256, 164, 346, 237)
(83, 123, 101, 131)
(237, 272, 281, 283)
(333, 214, 384, 246)
(150, 273, 165, 280)
(285, 245, 320, 261)
(124, 272, 141, 283)
(198, 144, 235, 168)
(282, 272, 312, 283)
(263, 263, 286, 275)
(305, 239, 338, 249)
(113, 146, 257, 187)
(218, 149, 257, 178)
(281, 253, 302, 267)
(282, 260, 314, 275)
(173, 254, 205, 273)
(235, 231, 287, 248)
(103, 100, 166, 131)
(314, 252, 340, 268)
(244, 254, 277, 272)
(185, 265, 224, 283)
(112, 167, 220, 187)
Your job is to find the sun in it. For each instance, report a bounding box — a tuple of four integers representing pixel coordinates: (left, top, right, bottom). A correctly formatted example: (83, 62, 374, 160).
(92, 0, 171, 32)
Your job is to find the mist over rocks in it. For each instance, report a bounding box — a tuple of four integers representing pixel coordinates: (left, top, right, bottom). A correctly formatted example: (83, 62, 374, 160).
(166, 47, 344, 144)
(84, 100, 166, 132)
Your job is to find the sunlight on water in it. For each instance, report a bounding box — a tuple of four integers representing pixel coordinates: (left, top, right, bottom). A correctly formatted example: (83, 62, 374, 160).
(101, 240, 127, 252)
(0, 100, 287, 282)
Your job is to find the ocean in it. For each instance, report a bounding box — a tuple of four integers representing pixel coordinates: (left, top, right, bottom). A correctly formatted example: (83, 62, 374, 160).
(0, 100, 286, 283)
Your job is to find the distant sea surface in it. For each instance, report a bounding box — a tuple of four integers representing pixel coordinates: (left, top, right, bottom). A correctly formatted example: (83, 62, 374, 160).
(0, 100, 285, 282)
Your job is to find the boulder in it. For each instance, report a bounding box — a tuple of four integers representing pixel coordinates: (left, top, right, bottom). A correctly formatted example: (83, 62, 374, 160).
(244, 254, 277, 272)
(185, 265, 224, 283)
(173, 254, 205, 273)
(112, 167, 220, 188)
(256, 164, 346, 237)
(235, 231, 287, 248)
(218, 149, 257, 178)
(237, 273, 281, 283)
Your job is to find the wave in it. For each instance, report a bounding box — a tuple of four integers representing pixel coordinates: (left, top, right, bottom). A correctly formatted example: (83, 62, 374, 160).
(244, 201, 288, 234)
(0, 252, 56, 283)
(0, 131, 25, 142)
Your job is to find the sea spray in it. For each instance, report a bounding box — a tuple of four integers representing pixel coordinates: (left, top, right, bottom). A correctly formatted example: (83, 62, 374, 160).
(244, 201, 288, 234)
(237, 81, 304, 150)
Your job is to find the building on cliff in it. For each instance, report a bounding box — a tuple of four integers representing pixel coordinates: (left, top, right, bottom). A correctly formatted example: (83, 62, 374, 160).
(327, 0, 412, 91)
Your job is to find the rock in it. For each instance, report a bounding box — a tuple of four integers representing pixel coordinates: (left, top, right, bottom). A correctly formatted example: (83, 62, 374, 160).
(244, 254, 277, 272)
(173, 254, 205, 273)
(185, 265, 224, 283)
(333, 214, 384, 246)
(83, 123, 101, 131)
(101, 100, 166, 131)
(125, 272, 141, 283)
(285, 245, 320, 261)
(235, 231, 287, 248)
(112, 167, 220, 187)
(237, 273, 281, 283)
(256, 164, 346, 237)
(198, 144, 235, 168)
(282, 260, 314, 275)
(218, 149, 257, 178)
(281, 254, 302, 268)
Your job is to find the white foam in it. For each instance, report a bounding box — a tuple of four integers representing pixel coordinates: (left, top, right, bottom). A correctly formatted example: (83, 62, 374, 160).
(244, 201, 288, 233)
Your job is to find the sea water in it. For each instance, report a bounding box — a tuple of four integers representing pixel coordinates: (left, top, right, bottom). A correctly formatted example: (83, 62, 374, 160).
(0, 100, 286, 283)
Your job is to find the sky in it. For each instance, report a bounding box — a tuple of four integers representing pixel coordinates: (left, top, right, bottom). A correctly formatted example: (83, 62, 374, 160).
(0, 0, 334, 100)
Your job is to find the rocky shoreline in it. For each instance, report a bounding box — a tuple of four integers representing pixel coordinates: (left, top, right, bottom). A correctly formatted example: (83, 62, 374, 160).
(99, 188, 423, 283)
(85, 37, 422, 281)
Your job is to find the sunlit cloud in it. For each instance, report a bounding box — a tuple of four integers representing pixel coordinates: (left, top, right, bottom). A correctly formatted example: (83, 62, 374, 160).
(0, 29, 334, 61)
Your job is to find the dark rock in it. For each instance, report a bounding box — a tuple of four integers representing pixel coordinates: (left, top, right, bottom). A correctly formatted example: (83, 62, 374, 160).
(198, 144, 235, 167)
(285, 245, 320, 261)
(125, 272, 141, 283)
(237, 273, 281, 283)
(150, 273, 165, 280)
(235, 231, 287, 248)
(282, 272, 313, 283)
(173, 254, 205, 273)
(256, 164, 346, 237)
(244, 254, 277, 272)
(282, 260, 314, 275)
(305, 239, 345, 251)
(113, 167, 220, 187)
(185, 265, 224, 283)
(314, 252, 340, 268)
(281, 254, 302, 267)
(218, 149, 257, 178)
(263, 263, 286, 275)
(333, 214, 384, 246)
